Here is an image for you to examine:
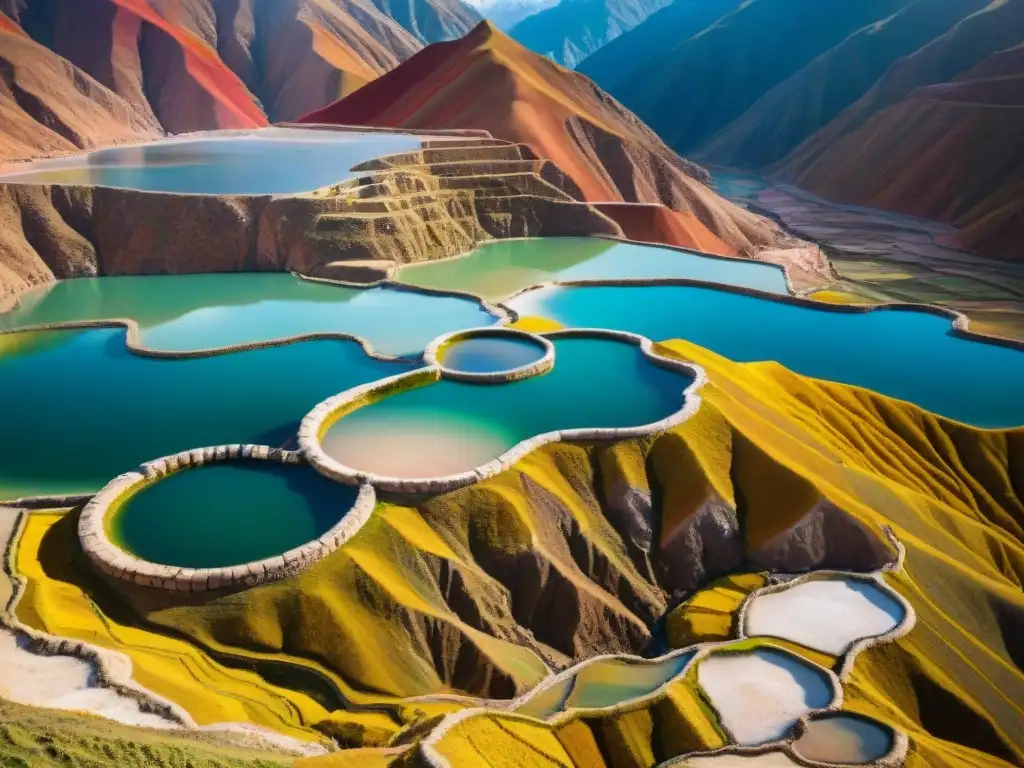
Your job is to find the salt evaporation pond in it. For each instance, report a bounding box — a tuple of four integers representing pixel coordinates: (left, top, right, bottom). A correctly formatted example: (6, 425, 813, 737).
(0, 273, 495, 358)
(0, 127, 434, 195)
(509, 284, 1024, 427)
(111, 461, 357, 569)
(745, 577, 905, 655)
(696, 647, 835, 746)
(397, 237, 788, 299)
(321, 336, 693, 479)
(0, 329, 401, 501)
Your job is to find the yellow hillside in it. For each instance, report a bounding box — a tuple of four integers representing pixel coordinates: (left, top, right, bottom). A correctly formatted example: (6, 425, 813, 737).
(9, 336, 1024, 766)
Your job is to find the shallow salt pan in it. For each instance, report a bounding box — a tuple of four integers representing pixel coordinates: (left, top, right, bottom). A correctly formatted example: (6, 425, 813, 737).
(696, 647, 835, 746)
(793, 714, 894, 764)
(744, 577, 905, 656)
(0, 629, 171, 728)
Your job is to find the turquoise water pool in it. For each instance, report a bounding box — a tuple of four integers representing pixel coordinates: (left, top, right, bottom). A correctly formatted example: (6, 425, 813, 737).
(110, 461, 358, 569)
(508, 284, 1024, 427)
(320, 336, 693, 479)
(397, 237, 788, 299)
(1, 273, 495, 358)
(0, 127, 431, 195)
(0, 329, 401, 500)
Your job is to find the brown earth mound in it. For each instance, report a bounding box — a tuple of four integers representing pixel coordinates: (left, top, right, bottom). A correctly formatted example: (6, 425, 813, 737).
(298, 21, 796, 257)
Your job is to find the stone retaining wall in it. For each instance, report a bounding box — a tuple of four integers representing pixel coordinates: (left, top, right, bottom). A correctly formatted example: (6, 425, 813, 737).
(300, 328, 708, 494)
(78, 445, 376, 592)
(422, 327, 554, 383)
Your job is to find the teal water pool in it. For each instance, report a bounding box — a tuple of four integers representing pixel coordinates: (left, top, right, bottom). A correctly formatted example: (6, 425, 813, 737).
(320, 336, 694, 480)
(1, 273, 496, 358)
(396, 237, 788, 300)
(111, 461, 358, 569)
(0, 127, 431, 195)
(0, 329, 401, 500)
(508, 284, 1024, 427)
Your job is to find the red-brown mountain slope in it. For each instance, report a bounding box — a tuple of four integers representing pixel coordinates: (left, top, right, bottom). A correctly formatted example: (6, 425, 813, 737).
(775, 5, 1024, 260)
(13, 0, 268, 133)
(0, 19, 162, 161)
(299, 21, 792, 255)
(7, 0, 426, 129)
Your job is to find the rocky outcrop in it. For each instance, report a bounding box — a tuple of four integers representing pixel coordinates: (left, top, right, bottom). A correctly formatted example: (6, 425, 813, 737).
(299, 21, 802, 259)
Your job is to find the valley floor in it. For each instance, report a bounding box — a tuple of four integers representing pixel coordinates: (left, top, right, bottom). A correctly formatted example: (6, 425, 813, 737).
(711, 169, 1024, 341)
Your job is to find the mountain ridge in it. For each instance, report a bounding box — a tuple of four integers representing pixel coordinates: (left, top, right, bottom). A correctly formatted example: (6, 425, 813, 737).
(298, 21, 804, 259)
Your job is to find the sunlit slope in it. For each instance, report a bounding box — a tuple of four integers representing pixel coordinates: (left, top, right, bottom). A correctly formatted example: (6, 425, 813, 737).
(12, 338, 1023, 764)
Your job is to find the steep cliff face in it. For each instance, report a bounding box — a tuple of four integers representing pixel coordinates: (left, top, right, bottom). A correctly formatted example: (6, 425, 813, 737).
(509, 0, 670, 69)
(299, 22, 798, 257)
(0, 138, 634, 307)
(0, 20, 162, 161)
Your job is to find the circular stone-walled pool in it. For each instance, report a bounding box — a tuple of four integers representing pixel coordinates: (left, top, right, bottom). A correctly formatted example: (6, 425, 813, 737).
(424, 328, 554, 381)
(79, 445, 375, 591)
(110, 460, 354, 569)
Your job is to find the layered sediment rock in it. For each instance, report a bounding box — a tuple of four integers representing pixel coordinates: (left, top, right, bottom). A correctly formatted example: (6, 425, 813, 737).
(0, 138, 623, 307)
